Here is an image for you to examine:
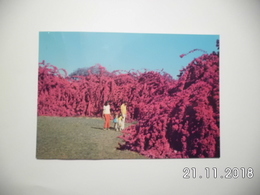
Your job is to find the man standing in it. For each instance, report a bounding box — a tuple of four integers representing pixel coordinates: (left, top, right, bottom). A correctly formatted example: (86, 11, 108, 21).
(120, 101, 127, 130)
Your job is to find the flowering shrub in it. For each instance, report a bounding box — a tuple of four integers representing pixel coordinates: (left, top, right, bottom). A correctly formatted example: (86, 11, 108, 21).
(38, 48, 219, 159)
(119, 52, 219, 158)
(38, 62, 176, 118)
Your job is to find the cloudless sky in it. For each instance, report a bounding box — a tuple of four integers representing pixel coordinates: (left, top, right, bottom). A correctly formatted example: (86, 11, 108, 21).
(39, 32, 219, 78)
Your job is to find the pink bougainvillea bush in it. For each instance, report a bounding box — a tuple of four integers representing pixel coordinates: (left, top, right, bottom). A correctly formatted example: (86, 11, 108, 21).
(37, 47, 219, 159)
(119, 52, 219, 158)
(38, 62, 177, 118)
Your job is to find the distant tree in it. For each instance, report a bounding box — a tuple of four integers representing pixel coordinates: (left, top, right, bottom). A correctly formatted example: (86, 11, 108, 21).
(69, 67, 90, 77)
(69, 64, 111, 77)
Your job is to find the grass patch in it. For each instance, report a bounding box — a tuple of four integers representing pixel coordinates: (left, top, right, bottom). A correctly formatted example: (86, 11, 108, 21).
(36, 116, 147, 160)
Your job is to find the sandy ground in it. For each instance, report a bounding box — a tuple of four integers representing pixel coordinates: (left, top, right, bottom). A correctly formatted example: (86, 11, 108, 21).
(36, 116, 147, 160)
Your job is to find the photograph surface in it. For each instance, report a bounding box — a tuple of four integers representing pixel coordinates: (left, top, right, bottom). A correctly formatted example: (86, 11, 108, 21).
(37, 32, 219, 159)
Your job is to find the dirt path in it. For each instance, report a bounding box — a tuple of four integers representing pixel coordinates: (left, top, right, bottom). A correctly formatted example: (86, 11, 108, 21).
(36, 116, 147, 160)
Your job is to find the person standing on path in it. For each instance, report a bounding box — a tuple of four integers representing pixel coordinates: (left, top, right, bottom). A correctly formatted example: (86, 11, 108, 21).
(120, 101, 127, 130)
(103, 101, 111, 130)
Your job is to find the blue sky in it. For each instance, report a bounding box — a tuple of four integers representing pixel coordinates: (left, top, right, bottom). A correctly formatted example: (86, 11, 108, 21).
(39, 32, 219, 78)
